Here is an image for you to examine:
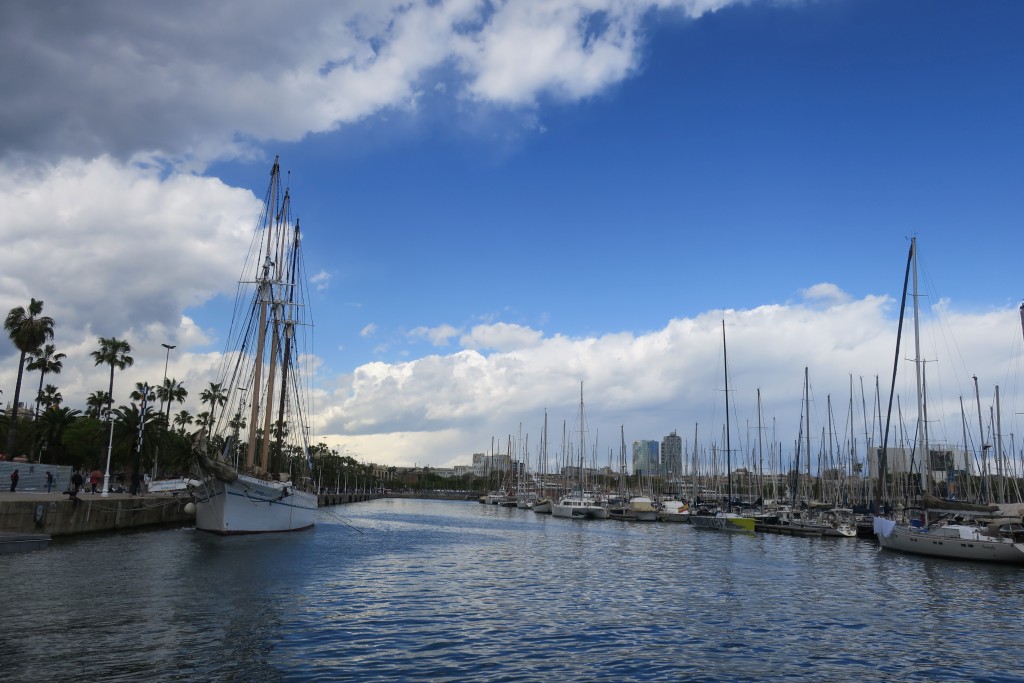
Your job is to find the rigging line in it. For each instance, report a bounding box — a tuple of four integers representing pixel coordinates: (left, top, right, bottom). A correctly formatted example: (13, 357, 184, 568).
(318, 506, 365, 534)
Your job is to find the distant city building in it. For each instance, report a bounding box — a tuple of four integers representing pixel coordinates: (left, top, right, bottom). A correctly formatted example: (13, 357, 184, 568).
(661, 430, 683, 477)
(632, 440, 659, 476)
(471, 451, 517, 477)
(867, 445, 972, 484)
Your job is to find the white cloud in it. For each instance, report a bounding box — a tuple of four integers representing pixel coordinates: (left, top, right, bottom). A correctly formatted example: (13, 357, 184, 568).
(460, 322, 544, 351)
(0, 155, 259, 409)
(316, 294, 1024, 469)
(310, 270, 331, 291)
(0, 0, 745, 169)
(801, 282, 852, 306)
(409, 324, 462, 347)
(360, 323, 378, 337)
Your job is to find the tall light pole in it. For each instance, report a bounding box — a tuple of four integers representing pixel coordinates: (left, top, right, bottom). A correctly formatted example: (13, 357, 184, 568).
(101, 395, 115, 497)
(159, 343, 176, 416)
(154, 343, 175, 481)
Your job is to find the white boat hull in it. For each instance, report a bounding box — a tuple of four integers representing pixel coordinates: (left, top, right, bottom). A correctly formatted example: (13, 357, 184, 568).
(874, 518, 1024, 563)
(552, 497, 609, 520)
(195, 475, 317, 534)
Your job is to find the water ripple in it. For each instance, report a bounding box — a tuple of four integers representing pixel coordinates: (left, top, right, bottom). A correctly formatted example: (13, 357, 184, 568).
(4, 500, 1024, 681)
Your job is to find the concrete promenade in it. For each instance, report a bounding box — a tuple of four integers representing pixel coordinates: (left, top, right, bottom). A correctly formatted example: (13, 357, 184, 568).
(0, 490, 194, 537)
(0, 489, 381, 537)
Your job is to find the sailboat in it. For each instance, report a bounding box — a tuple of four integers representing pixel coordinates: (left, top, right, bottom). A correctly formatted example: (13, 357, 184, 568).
(552, 383, 609, 520)
(190, 157, 319, 534)
(690, 321, 756, 533)
(872, 238, 1024, 563)
(532, 411, 554, 514)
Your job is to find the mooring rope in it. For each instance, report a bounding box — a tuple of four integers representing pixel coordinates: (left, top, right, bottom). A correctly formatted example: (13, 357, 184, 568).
(317, 506, 365, 534)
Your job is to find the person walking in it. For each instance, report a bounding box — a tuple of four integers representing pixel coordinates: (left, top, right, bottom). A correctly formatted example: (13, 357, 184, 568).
(89, 469, 102, 494)
(10, 469, 18, 492)
(45, 471, 54, 493)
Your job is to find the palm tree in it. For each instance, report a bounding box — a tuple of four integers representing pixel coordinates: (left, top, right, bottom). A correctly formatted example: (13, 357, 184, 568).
(228, 412, 246, 433)
(4, 298, 55, 457)
(199, 382, 228, 431)
(130, 382, 156, 404)
(90, 337, 133, 427)
(195, 411, 212, 431)
(173, 409, 194, 435)
(26, 343, 66, 420)
(36, 384, 62, 410)
(157, 378, 188, 426)
(37, 406, 81, 464)
(112, 402, 168, 494)
(85, 391, 112, 419)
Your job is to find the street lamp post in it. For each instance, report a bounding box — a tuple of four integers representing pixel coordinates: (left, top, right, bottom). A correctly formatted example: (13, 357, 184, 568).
(101, 405, 115, 497)
(155, 343, 175, 480)
(159, 343, 176, 416)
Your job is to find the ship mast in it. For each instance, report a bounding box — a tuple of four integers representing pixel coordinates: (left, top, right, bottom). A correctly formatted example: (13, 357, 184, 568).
(271, 215, 300, 475)
(722, 320, 732, 512)
(245, 157, 281, 471)
(911, 237, 930, 496)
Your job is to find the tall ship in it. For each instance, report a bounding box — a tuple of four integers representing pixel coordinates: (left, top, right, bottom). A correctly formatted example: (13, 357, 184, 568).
(190, 157, 318, 534)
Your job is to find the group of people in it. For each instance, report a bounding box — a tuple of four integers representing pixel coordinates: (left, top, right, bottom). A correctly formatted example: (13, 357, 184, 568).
(5, 466, 145, 496)
(7, 468, 55, 493)
(66, 468, 116, 495)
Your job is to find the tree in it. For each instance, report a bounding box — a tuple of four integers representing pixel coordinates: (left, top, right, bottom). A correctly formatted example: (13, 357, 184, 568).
(26, 343, 65, 420)
(199, 382, 228, 431)
(130, 382, 156, 403)
(85, 391, 112, 419)
(173, 409, 194, 435)
(4, 298, 55, 457)
(156, 378, 188, 426)
(36, 406, 81, 464)
(36, 384, 62, 410)
(90, 336, 133, 427)
(112, 402, 166, 494)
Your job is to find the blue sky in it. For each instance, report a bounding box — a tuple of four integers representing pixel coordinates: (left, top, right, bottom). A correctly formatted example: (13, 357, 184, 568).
(2, 0, 1023, 470)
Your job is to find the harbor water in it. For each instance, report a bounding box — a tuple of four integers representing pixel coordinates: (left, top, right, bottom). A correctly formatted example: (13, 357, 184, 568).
(3, 498, 1023, 682)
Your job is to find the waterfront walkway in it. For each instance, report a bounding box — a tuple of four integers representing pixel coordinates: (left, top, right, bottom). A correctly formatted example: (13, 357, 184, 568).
(0, 489, 194, 537)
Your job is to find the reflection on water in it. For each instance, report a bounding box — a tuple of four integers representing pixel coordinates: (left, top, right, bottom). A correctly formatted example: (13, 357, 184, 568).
(2, 499, 1023, 681)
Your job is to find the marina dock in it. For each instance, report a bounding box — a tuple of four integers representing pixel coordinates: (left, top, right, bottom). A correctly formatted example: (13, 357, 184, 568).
(0, 491, 193, 537)
(0, 489, 379, 539)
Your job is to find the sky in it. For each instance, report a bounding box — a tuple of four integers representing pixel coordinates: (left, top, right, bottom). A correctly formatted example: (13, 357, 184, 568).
(2, 0, 1023, 472)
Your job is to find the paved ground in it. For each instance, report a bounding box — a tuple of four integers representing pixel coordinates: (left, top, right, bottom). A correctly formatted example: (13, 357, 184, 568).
(0, 490, 176, 503)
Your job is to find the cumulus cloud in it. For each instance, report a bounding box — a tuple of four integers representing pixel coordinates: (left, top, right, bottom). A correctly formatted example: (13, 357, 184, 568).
(460, 322, 545, 351)
(409, 324, 462, 347)
(310, 271, 331, 291)
(317, 294, 1024, 468)
(0, 156, 260, 406)
(801, 282, 852, 306)
(0, 0, 743, 169)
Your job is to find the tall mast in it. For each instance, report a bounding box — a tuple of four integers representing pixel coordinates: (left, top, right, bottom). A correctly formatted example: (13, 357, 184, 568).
(756, 388, 764, 506)
(271, 218, 301, 475)
(692, 422, 699, 504)
(245, 157, 281, 470)
(911, 237, 929, 495)
(722, 320, 732, 511)
(995, 385, 1004, 503)
(1020, 302, 1024, 344)
(578, 382, 585, 492)
(804, 367, 810, 503)
(619, 425, 626, 494)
